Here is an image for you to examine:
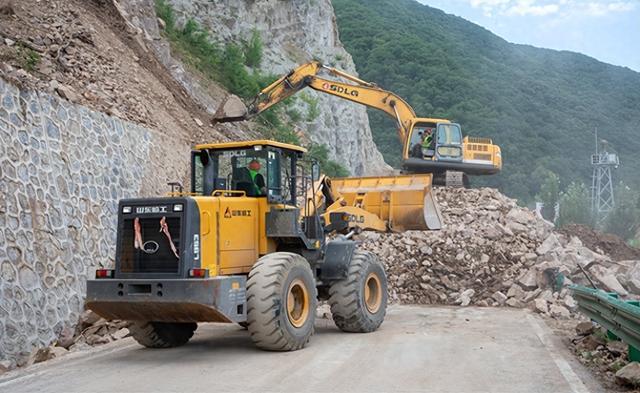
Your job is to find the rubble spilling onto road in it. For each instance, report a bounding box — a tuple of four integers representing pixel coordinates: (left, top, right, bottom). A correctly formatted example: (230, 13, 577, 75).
(3, 311, 131, 371)
(570, 320, 640, 388)
(357, 187, 640, 319)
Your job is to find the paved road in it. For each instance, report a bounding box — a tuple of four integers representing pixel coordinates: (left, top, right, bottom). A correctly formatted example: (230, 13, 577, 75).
(0, 306, 603, 393)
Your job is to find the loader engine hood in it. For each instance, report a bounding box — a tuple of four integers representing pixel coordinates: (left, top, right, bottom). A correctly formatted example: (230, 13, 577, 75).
(115, 197, 201, 278)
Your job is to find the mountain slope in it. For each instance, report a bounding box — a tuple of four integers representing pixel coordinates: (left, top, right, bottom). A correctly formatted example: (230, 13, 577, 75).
(333, 0, 640, 202)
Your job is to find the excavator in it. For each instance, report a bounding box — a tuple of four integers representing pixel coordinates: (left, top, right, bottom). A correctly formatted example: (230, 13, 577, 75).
(215, 61, 502, 187)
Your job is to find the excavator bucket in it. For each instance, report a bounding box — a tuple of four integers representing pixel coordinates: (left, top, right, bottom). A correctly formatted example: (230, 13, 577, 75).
(329, 174, 443, 232)
(212, 94, 249, 123)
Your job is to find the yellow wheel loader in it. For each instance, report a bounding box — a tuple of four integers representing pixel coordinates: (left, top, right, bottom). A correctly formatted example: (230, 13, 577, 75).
(86, 140, 432, 351)
(215, 61, 502, 187)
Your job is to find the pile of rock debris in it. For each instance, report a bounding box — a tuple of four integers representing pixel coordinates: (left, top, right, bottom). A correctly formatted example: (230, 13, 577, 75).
(0, 311, 130, 371)
(358, 187, 640, 319)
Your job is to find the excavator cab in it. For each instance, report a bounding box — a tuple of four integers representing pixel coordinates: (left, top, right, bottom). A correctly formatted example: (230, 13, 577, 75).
(408, 122, 463, 161)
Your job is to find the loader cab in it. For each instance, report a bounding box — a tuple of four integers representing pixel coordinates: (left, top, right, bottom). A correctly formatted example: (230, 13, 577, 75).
(191, 140, 305, 205)
(408, 121, 463, 162)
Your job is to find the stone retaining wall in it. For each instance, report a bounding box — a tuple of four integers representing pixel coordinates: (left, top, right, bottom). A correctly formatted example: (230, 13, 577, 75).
(0, 78, 188, 366)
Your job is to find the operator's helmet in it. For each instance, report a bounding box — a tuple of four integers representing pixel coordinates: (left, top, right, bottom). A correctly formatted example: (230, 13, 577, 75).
(249, 159, 261, 171)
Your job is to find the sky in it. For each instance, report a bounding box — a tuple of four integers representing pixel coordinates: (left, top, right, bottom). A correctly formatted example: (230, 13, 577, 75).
(416, 0, 640, 72)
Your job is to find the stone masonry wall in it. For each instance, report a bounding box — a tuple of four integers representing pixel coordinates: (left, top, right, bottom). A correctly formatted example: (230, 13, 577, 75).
(0, 78, 190, 366)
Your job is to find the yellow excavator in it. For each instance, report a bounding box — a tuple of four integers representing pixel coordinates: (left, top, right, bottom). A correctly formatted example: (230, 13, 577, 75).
(215, 61, 502, 187)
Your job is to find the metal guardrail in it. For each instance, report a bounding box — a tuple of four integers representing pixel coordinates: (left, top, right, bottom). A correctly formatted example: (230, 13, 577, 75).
(571, 285, 640, 360)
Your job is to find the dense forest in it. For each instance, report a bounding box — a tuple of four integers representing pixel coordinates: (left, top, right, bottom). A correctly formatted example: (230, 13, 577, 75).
(333, 0, 640, 204)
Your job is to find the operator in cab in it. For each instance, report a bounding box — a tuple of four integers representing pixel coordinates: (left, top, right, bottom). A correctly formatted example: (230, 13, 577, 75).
(422, 128, 434, 150)
(248, 159, 266, 196)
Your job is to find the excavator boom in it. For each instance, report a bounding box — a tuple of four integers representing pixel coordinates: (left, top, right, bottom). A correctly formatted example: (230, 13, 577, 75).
(213, 61, 502, 186)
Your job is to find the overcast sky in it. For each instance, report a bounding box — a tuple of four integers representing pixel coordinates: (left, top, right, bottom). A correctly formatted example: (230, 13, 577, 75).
(417, 0, 640, 72)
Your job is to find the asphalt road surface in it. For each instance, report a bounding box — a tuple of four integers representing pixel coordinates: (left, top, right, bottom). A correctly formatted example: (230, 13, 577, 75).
(0, 306, 604, 393)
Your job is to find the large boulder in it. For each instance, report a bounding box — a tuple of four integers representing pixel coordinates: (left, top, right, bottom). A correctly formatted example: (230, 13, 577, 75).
(616, 362, 640, 387)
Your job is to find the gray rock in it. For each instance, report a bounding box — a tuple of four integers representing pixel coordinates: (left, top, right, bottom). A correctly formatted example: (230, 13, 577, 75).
(590, 266, 629, 296)
(607, 340, 628, 357)
(456, 289, 475, 307)
(506, 284, 525, 300)
(626, 279, 640, 295)
(537, 233, 561, 255)
(549, 304, 570, 319)
(533, 298, 548, 314)
(111, 328, 130, 340)
(616, 362, 640, 387)
(518, 269, 538, 290)
(0, 359, 13, 375)
(506, 298, 525, 308)
(575, 321, 595, 336)
(55, 85, 80, 103)
(492, 291, 507, 305)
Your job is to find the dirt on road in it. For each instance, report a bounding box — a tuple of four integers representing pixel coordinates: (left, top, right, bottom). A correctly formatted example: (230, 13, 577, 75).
(0, 306, 605, 393)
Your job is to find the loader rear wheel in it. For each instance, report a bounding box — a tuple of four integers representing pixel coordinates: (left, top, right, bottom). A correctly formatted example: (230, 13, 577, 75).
(246, 252, 317, 351)
(329, 251, 388, 333)
(129, 322, 197, 348)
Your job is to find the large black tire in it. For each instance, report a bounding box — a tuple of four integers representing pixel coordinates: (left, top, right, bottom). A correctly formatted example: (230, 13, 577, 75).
(129, 322, 197, 348)
(246, 252, 317, 351)
(329, 251, 388, 333)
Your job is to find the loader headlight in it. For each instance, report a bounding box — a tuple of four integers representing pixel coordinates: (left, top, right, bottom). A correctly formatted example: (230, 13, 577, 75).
(122, 206, 132, 214)
(173, 204, 184, 212)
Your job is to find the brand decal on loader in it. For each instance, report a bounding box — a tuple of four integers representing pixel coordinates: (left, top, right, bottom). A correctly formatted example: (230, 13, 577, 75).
(322, 83, 359, 97)
(346, 214, 365, 224)
(222, 150, 247, 157)
(135, 206, 168, 214)
(224, 207, 252, 218)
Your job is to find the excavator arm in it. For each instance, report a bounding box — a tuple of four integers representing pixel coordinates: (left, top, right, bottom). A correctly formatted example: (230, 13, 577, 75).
(220, 61, 418, 143)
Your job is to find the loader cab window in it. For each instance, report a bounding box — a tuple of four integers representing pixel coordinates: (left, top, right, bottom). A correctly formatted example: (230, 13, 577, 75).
(192, 153, 204, 194)
(191, 146, 296, 204)
(228, 152, 268, 197)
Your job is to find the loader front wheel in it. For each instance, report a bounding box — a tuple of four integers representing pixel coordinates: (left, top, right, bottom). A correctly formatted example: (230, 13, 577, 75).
(246, 252, 317, 351)
(129, 321, 197, 348)
(329, 251, 388, 333)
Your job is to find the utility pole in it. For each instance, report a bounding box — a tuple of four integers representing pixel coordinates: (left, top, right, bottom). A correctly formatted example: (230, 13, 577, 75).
(591, 128, 619, 224)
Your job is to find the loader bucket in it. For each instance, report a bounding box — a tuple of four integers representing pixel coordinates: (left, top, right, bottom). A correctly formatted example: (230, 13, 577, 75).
(330, 174, 443, 231)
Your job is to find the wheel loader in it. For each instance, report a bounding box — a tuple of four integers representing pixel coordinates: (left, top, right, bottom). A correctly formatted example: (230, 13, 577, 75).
(85, 140, 442, 351)
(215, 61, 502, 187)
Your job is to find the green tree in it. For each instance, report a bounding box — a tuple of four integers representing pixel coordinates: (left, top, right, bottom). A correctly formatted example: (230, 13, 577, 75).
(332, 0, 640, 202)
(307, 144, 350, 178)
(536, 170, 560, 222)
(243, 29, 263, 68)
(557, 182, 593, 227)
(604, 183, 640, 240)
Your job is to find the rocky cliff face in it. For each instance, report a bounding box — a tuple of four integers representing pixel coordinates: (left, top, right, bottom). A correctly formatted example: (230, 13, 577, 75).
(166, 0, 390, 175)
